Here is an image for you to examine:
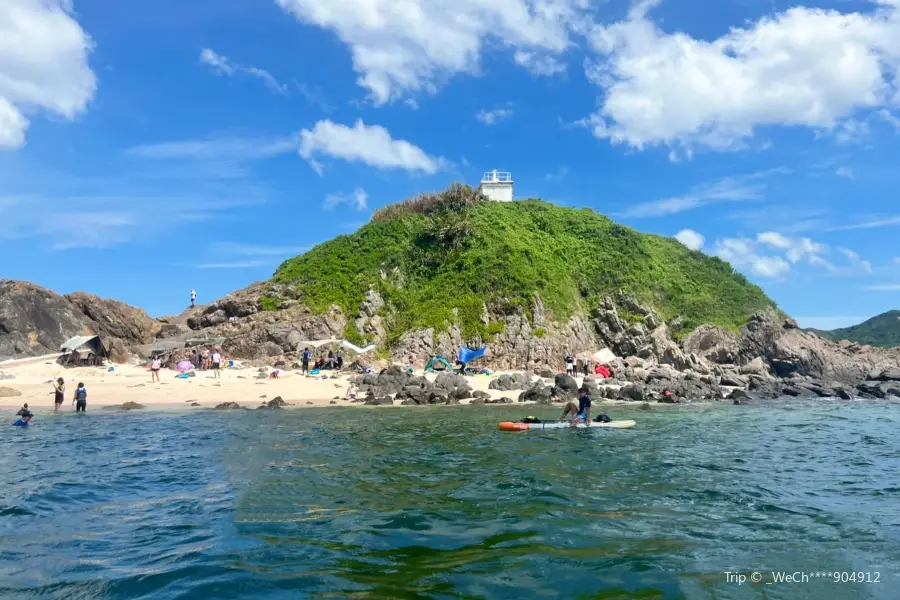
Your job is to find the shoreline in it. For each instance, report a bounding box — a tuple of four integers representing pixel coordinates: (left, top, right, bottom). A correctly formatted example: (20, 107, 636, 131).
(0, 361, 630, 413)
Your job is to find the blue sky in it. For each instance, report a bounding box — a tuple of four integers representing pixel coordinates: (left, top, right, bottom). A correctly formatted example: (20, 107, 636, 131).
(1, 0, 900, 328)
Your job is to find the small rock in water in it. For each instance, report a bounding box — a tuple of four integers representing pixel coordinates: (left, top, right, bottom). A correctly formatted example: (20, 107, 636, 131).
(329, 400, 337, 405)
(190, 402, 201, 407)
(305, 401, 313, 405)
(0, 387, 23, 398)
(214, 402, 244, 410)
(639, 402, 651, 410)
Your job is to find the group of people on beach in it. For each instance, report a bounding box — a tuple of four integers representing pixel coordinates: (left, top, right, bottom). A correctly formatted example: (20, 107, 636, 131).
(11, 379, 88, 426)
(300, 347, 343, 374)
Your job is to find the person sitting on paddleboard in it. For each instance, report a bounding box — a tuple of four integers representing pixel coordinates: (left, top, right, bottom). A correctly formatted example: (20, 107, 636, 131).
(560, 391, 592, 426)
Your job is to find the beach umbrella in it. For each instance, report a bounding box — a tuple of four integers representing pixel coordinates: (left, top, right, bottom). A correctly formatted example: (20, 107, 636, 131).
(177, 360, 194, 373)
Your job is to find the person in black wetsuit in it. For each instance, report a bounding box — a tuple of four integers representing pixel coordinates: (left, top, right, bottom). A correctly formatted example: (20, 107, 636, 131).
(560, 391, 592, 426)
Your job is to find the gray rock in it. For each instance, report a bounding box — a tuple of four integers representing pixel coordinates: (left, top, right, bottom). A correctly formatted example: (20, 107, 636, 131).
(620, 384, 645, 401)
(554, 373, 578, 394)
(719, 374, 748, 387)
(364, 396, 393, 405)
(214, 402, 245, 410)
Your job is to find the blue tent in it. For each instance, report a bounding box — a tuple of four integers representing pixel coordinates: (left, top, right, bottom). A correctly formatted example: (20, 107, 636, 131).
(458, 345, 486, 364)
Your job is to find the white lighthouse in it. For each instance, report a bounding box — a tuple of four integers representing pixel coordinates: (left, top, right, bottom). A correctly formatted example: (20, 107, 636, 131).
(479, 169, 514, 202)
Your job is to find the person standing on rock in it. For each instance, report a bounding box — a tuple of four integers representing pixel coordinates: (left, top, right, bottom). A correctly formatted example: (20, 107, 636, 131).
(582, 353, 591, 377)
(51, 378, 65, 411)
(73, 382, 87, 413)
(190, 289, 196, 308)
(301, 347, 311, 375)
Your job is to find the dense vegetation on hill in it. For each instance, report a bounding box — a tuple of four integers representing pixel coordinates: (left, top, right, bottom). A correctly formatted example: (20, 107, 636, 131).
(808, 310, 900, 348)
(267, 185, 774, 342)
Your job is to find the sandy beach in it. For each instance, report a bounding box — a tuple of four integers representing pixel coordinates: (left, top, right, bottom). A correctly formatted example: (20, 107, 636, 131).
(0, 358, 565, 413)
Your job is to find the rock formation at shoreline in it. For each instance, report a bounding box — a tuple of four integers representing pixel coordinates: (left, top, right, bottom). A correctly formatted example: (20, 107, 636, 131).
(4, 187, 900, 401)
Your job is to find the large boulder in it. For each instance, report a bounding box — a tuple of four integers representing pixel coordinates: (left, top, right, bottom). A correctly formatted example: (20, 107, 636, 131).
(554, 373, 579, 395)
(519, 382, 553, 404)
(488, 372, 532, 391)
(682, 324, 740, 364)
(0, 280, 100, 360)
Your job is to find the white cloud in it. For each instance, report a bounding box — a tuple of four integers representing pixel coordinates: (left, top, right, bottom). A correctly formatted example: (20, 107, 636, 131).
(324, 187, 368, 211)
(880, 109, 900, 130)
(513, 50, 567, 76)
(674, 229, 704, 251)
(827, 215, 900, 231)
(274, 0, 584, 103)
(838, 247, 873, 273)
(894, 256, 900, 265)
(714, 237, 791, 279)
(866, 284, 900, 291)
(476, 106, 514, 125)
(835, 167, 854, 179)
(200, 48, 287, 94)
(0, 0, 96, 149)
(619, 168, 786, 218)
(757, 232, 825, 263)
(583, 1, 900, 154)
(127, 134, 297, 160)
(298, 119, 444, 173)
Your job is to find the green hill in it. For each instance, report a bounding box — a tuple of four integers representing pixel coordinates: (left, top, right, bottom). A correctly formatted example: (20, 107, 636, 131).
(265, 185, 775, 343)
(808, 311, 900, 348)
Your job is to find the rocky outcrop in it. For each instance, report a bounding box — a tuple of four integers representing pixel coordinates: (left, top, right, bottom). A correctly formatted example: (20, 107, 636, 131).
(737, 308, 900, 383)
(682, 325, 740, 364)
(488, 372, 533, 391)
(0, 280, 156, 362)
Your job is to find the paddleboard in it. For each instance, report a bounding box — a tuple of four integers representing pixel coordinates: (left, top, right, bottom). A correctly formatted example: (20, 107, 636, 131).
(499, 420, 636, 432)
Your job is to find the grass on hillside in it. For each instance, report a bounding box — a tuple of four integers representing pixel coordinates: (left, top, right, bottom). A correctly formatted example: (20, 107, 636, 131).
(269, 186, 774, 343)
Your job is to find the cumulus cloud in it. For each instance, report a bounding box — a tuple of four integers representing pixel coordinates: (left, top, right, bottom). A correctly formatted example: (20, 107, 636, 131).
(199, 48, 288, 94)
(714, 237, 791, 279)
(0, 0, 96, 149)
(274, 0, 584, 103)
(324, 187, 368, 211)
(835, 167, 855, 179)
(757, 232, 825, 263)
(476, 106, 514, 125)
(582, 0, 900, 154)
(715, 231, 871, 279)
(674, 229, 704, 251)
(298, 119, 445, 173)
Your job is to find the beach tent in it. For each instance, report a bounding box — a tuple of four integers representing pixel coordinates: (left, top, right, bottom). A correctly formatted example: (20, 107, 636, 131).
(591, 348, 616, 365)
(340, 341, 377, 354)
(425, 356, 452, 372)
(60, 335, 108, 357)
(297, 337, 338, 349)
(458, 345, 487, 364)
(176, 360, 194, 373)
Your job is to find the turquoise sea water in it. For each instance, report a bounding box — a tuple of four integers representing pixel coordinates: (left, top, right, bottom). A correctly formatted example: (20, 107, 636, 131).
(1, 400, 899, 599)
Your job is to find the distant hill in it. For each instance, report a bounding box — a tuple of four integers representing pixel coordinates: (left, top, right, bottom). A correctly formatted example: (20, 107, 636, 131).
(808, 311, 900, 348)
(266, 184, 775, 343)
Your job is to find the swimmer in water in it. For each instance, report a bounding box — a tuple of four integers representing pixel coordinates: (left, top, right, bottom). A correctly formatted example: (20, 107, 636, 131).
(12, 413, 32, 427)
